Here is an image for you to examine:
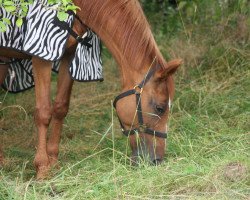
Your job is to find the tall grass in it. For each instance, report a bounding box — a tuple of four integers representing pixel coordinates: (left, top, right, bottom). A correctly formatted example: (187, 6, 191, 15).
(0, 1, 249, 199)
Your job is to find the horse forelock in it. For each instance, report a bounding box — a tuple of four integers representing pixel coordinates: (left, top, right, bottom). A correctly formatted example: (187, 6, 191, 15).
(75, 0, 166, 71)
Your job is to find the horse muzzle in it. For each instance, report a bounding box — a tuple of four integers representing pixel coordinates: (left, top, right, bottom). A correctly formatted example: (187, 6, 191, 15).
(130, 137, 164, 166)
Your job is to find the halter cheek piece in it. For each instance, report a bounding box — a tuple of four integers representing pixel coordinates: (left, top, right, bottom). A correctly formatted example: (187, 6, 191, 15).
(113, 64, 167, 139)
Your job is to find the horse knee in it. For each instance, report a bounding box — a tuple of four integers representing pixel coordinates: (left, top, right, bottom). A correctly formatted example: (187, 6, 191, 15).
(35, 106, 52, 127)
(53, 100, 69, 120)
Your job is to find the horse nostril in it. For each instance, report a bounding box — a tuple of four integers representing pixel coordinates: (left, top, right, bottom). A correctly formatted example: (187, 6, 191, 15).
(152, 158, 163, 165)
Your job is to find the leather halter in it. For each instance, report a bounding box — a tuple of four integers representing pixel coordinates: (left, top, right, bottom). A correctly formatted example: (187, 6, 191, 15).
(113, 64, 167, 139)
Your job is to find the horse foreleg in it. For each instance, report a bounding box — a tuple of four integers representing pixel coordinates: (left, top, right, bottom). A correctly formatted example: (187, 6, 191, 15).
(32, 57, 52, 179)
(47, 55, 74, 167)
(0, 58, 9, 85)
(0, 66, 8, 86)
(0, 61, 9, 166)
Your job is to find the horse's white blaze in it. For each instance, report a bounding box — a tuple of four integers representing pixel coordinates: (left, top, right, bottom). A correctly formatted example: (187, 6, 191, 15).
(168, 98, 171, 109)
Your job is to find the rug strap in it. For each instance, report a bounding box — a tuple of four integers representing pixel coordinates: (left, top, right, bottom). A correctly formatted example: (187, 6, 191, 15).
(53, 16, 92, 49)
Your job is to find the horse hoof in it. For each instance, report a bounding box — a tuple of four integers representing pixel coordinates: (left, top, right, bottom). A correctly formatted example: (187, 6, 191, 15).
(49, 157, 60, 170)
(36, 166, 50, 180)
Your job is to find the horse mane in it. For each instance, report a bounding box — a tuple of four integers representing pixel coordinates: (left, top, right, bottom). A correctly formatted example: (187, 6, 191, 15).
(76, 0, 166, 71)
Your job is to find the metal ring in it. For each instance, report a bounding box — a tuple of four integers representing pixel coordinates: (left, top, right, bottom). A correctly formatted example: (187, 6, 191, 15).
(133, 85, 143, 94)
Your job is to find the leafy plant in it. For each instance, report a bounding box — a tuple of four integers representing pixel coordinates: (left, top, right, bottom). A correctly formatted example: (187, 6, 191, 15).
(140, 0, 249, 35)
(0, 0, 79, 32)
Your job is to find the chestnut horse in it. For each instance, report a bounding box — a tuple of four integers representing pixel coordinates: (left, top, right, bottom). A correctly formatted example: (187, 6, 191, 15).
(0, 0, 181, 179)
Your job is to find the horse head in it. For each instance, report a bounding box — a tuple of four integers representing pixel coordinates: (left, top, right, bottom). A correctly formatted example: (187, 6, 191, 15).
(114, 59, 182, 164)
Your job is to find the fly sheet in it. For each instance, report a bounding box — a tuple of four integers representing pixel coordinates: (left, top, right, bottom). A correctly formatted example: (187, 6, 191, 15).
(0, 0, 103, 93)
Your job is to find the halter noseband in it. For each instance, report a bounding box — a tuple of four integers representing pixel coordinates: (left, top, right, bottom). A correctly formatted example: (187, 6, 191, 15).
(113, 64, 167, 139)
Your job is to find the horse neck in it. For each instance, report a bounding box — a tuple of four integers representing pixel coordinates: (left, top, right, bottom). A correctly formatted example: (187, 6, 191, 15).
(75, 0, 166, 88)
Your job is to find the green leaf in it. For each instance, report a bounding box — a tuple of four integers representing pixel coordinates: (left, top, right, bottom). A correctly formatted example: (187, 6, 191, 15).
(21, 2, 30, 7)
(21, 6, 28, 14)
(57, 11, 68, 21)
(2, 18, 11, 25)
(4, 5, 16, 12)
(3, 1, 14, 6)
(66, 5, 80, 12)
(16, 18, 23, 27)
(47, 0, 54, 5)
(0, 21, 7, 32)
(62, 0, 68, 6)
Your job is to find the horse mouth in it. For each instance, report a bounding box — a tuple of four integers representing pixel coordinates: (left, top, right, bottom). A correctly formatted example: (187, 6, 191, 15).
(130, 153, 163, 166)
(152, 158, 163, 165)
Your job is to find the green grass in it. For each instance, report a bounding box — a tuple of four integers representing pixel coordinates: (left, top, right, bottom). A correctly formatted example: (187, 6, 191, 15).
(0, 6, 250, 200)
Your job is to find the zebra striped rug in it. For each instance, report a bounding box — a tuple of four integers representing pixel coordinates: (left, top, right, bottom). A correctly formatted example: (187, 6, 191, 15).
(0, 0, 103, 93)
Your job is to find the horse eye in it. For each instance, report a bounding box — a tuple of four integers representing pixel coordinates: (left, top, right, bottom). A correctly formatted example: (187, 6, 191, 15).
(155, 105, 166, 115)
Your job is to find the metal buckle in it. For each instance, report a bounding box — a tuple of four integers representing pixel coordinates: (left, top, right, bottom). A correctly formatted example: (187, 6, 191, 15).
(133, 85, 143, 94)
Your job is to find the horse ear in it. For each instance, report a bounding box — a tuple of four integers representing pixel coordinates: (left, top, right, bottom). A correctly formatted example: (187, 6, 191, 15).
(156, 59, 182, 80)
(164, 59, 182, 75)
